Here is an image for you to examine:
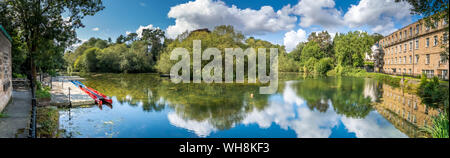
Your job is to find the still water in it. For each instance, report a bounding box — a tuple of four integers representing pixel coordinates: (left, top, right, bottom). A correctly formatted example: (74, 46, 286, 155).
(58, 73, 437, 138)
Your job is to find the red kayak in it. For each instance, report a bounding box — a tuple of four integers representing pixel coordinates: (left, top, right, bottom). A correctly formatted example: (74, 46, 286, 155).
(71, 80, 113, 107)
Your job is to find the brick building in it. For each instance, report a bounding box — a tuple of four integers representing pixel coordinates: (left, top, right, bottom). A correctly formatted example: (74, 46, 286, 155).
(0, 25, 12, 112)
(379, 19, 449, 80)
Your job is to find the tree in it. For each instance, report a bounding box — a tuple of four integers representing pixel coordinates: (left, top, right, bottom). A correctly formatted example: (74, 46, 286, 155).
(141, 28, 165, 62)
(2, 0, 104, 93)
(126, 33, 138, 42)
(288, 42, 305, 62)
(334, 31, 374, 67)
(116, 35, 126, 44)
(300, 42, 325, 63)
(308, 31, 333, 58)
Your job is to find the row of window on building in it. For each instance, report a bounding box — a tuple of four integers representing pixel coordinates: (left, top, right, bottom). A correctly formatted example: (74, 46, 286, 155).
(380, 20, 447, 47)
(385, 34, 448, 56)
(385, 53, 448, 65)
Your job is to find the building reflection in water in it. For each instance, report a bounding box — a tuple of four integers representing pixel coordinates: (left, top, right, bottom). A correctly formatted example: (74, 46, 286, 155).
(373, 84, 440, 138)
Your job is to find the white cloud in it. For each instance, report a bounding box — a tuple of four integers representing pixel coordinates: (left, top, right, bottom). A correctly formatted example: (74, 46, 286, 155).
(343, 0, 413, 35)
(92, 27, 100, 31)
(166, 0, 297, 38)
(139, 2, 146, 7)
(128, 24, 160, 38)
(341, 112, 408, 138)
(167, 112, 217, 137)
(283, 29, 307, 52)
(292, 0, 344, 29)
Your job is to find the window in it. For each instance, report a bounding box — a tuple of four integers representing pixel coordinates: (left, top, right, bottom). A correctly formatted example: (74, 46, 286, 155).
(416, 24, 420, 34)
(409, 41, 413, 50)
(409, 69, 412, 74)
(404, 43, 407, 52)
(409, 55, 412, 64)
(444, 33, 448, 44)
(441, 55, 448, 64)
(426, 54, 430, 64)
(415, 55, 419, 63)
(415, 39, 419, 49)
(434, 21, 439, 28)
(395, 57, 397, 64)
(426, 38, 429, 47)
(409, 27, 412, 36)
(404, 56, 406, 64)
(399, 45, 402, 52)
(434, 36, 438, 46)
(399, 32, 402, 40)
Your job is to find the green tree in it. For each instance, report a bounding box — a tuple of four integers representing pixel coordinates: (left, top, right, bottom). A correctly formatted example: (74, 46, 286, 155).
(2, 0, 104, 93)
(301, 42, 325, 62)
(334, 31, 374, 67)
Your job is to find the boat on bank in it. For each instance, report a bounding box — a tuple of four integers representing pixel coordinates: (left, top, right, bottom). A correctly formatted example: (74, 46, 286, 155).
(70, 80, 113, 107)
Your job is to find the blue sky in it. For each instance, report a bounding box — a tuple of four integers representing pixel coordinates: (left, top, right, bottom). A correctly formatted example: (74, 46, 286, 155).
(75, 0, 421, 52)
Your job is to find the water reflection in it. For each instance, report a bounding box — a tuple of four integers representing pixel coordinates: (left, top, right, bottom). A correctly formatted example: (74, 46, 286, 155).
(58, 73, 433, 138)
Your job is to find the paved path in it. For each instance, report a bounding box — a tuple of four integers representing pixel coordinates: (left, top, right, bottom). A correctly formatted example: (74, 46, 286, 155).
(0, 90, 31, 138)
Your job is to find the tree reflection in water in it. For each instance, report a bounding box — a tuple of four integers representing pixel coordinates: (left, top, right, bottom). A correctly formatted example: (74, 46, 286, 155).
(59, 73, 412, 138)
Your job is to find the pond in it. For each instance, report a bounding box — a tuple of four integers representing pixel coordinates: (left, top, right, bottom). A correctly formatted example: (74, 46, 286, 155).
(58, 73, 438, 138)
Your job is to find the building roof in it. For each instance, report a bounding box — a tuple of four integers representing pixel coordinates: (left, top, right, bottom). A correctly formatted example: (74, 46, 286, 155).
(0, 25, 12, 42)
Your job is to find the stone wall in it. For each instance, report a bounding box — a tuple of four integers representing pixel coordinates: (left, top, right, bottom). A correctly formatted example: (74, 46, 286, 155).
(0, 28, 12, 112)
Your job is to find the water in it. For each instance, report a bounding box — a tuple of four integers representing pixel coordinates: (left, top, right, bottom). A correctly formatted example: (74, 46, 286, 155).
(58, 73, 437, 138)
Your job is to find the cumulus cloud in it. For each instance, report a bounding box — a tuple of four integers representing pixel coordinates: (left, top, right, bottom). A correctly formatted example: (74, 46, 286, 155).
(343, 0, 413, 35)
(341, 112, 408, 138)
(167, 112, 217, 137)
(283, 29, 307, 52)
(242, 82, 341, 138)
(126, 24, 160, 38)
(292, 0, 344, 29)
(92, 27, 100, 31)
(166, 0, 297, 38)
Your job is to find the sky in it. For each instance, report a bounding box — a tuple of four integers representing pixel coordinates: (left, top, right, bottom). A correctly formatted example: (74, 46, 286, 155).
(75, 0, 421, 52)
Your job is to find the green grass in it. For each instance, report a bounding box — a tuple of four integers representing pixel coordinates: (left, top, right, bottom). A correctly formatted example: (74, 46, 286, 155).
(421, 112, 449, 138)
(36, 107, 60, 138)
(0, 113, 8, 118)
(36, 81, 51, 99)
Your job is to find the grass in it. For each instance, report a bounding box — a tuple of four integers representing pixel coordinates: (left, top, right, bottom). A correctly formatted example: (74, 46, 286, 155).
(421, 112, 449, 138)
(0, 113, 8, 118)
(36, 107, 60, 138)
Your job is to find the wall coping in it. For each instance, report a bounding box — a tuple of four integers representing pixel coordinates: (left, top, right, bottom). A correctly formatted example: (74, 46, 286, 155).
(0, 25, 12, 42)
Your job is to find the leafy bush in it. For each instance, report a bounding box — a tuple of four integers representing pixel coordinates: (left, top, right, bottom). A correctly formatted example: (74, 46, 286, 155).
(314, 57, 334, 75)
(421, 112, 449, 138)
(36, 82, 51, 99)
(303, 57, 318, 74)
(418, 75, 447, 108)
(13, 73, 26, 78)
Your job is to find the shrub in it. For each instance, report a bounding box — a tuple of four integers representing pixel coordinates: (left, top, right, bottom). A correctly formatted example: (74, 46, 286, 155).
(418, 75, 446, 108)
(314, 57, 333, 75)
(36, 82, 51, 99)
(421, 112, 449, 138)
(303, 57, 318, 74)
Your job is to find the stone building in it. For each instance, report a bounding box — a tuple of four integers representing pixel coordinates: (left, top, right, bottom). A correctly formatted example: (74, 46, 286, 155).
(0, 25, 12, 112)
(379, 19, 449, 79)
